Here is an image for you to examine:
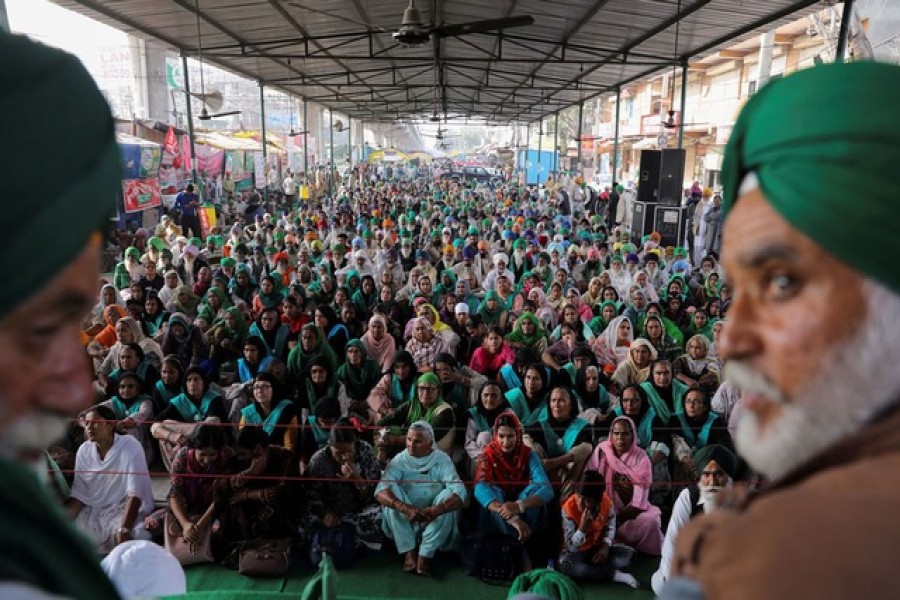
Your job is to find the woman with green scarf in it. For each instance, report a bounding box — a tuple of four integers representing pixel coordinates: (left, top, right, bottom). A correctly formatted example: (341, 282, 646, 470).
(351, 274, 379, 319)
(686, 309, 715, 342)
(477, 290, 509, 329)
(505, 312, 548, 353)
(337, 339, 384, 410)
(169, 285, 201, 320)
(287, 323, 338, 385)
(196, 286, 231, 329)
(229, 264, 257, 306)
(589, 300, 621, 337)
(377, 372, 456, 457)
(206, 306, 247, 366)
(296, 354, 348, 413)
(433, 269, 457, 297)
(368, 350, 418, 423)
(253, 275, 283, 316)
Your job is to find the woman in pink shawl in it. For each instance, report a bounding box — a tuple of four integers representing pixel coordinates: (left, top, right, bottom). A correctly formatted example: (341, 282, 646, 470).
(361, 314, 396, 372)
(527, 287, 558, 331)
(563, 287, 594, 323)
(585, 415, 663, 555)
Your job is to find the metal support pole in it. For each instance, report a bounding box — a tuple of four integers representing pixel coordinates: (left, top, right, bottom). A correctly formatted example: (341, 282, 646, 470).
(329, 110, 334, 199)
(524, 123, 531, 182)
(537, 118, 543, 185)
(678, 62, 688, 150)
(553, 113, 559, 174)
(576, 102, 584, 172)
(302, 98, 309, 179)
(835, 0, 855, 63)
(612, 88, 621, 185)
(259, 81, 268, 196)
(181, 54, 197, 186)
(348, 119, 353, 170)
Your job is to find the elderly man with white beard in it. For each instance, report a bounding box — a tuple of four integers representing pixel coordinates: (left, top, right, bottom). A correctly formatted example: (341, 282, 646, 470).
(0, 35, 122, 598)
(652, 445, 737, 595)
(663, 62, 900, 599)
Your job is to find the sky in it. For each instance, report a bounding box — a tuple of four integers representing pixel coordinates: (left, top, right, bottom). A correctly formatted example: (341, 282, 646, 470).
(7, 0, 128, 71)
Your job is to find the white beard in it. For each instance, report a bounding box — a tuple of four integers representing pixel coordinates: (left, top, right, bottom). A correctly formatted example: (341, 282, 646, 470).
(728, 280, 900, 481)
(0, 409, 70, 485)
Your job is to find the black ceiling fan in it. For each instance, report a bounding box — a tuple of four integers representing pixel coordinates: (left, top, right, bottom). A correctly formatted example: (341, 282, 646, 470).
(393, 0, 534, 47)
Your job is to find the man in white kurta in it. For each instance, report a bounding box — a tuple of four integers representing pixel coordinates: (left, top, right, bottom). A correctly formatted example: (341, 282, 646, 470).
(69, 427, 155, 553)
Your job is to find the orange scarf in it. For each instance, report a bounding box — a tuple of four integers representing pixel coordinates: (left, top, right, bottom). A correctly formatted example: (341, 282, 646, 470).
(561, 493, 612, 552)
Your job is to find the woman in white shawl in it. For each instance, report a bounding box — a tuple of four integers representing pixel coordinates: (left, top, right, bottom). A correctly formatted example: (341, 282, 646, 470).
(66, 406, 155, 553)
(528, 287, 558, 331)
(96, 317, 164, 392)
(158, 270, 184, 308)
(83, 283, 125, 336)
(673, 334, 722, 395)
(375, 422, 466, 576)
(592, 315, 634, 373)
(612, 338, 658, 389)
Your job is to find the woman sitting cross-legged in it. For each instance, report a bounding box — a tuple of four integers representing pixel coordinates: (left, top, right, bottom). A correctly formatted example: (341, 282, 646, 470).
(303, 418, 385, 551)
(557, 470, 639, 587)
(527, 385, 593, 501)
(66, 406, 154, 553)
(474, 411, 553, 545)
(584, 416, 663, 556)
(375, 422, 467, 576)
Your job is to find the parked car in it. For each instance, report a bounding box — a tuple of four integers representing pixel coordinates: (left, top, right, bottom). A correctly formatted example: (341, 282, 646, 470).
(442, 165, 503, 186)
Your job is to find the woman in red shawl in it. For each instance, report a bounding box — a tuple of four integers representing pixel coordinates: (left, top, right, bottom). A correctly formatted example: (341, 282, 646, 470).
(584, 415, 663, 555)
(474, 411, 553, 543)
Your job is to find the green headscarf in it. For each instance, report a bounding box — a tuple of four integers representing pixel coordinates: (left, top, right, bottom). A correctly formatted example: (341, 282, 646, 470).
(505, 312, 546, 347)
(336, 339, 383, 400)
(477, 290, 504, 325)
(723, 61, 900, 295)
(407, 372, 447, 424)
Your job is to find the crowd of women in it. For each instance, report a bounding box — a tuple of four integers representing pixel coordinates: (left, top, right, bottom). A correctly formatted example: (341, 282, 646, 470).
(63, 168, 740, 586)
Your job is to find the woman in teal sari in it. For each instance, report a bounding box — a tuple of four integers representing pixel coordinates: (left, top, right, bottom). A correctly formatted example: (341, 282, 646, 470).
(238, 372, 298, 450)
(336, 339, 384, 410)
(367, 350, 418, 423)
(247, 307, 291, 361)
(504, 363, 551, 426)
(376, 422, 466, 576)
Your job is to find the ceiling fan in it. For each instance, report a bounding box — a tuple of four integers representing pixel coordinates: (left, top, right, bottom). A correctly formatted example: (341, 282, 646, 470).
(393, 0, 534, 47)
(193, 0, 240, 121)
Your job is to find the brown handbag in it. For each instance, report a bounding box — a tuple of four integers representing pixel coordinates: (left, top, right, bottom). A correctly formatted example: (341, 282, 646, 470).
(164, 512, 215, 566)
(238, 538, 292, 577)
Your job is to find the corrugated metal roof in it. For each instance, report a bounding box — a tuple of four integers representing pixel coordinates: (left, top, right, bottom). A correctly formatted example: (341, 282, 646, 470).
(51, 0, 824, 123)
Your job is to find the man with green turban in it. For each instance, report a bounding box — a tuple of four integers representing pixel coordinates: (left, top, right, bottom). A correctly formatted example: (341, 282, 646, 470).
(667, 62, 900, 599)
(0, 35, 121, 598)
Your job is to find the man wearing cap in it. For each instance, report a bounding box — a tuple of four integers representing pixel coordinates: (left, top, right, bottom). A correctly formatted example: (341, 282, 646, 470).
(0, 34, 122, 598)
(665, 63, 900, 599)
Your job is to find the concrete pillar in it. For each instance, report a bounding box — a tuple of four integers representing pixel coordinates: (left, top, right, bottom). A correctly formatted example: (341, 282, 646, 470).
(757, 30, 775, 89)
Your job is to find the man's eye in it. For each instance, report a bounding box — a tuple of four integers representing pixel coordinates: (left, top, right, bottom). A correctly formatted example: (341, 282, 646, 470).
(767, 273, 799, 300)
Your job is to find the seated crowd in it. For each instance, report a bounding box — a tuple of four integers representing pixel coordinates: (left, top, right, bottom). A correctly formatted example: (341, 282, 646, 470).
(59, 173, 743, 589)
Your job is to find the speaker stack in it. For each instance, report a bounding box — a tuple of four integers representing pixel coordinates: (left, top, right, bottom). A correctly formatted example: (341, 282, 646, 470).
(631, 148, 688, 246)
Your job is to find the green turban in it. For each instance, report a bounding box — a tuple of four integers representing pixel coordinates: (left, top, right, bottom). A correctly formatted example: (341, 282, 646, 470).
(1, 35, 121, 318)
(694, 444, 738, 480)
(723, 61, 900, 294)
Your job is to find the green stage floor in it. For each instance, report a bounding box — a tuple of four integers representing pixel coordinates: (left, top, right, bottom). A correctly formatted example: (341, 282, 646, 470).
(166, 551, 659, 600)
